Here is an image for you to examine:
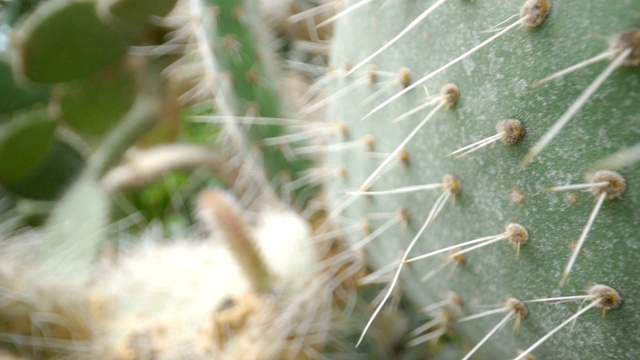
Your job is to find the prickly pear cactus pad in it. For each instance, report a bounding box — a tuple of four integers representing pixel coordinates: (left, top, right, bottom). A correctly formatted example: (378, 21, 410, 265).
(327, 0, 640, 359)
(12, 0, 129, 83)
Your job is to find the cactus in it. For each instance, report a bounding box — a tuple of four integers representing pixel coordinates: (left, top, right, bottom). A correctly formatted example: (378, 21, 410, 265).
(0, 57, 48, 113)
(325, 0, 640, 359)
(2, 0, 639, 359)
(0, 108, 56, 183)
(54, 61, 137, 135)
(11, 0, 130, 83)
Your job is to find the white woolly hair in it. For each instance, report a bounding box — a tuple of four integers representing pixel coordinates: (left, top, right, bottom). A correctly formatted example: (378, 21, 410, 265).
(253, 210, 316, 287)
(0, 206, 342, 359)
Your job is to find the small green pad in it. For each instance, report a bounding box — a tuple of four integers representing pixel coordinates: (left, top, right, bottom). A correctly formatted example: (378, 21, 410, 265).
(0, 108, 57, 183)
(0, 57, 48, 113)
(4, 138, 85, 200)
(56, 63, 136, 134)
(98, 0, 178, 25)
(12, 0, 129, 83)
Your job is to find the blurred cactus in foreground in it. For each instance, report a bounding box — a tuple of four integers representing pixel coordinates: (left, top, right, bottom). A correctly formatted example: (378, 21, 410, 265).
(0, 0, 369, 358)
(1, 0, 638, 359)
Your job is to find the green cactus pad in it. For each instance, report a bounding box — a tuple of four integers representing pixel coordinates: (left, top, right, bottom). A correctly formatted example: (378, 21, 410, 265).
(12, 0, 129, 84)
(212, 0, 315, 202)
(4, 138, 85, 200)
(0, 108, 56, 183)
(0, 57, 48, 113)
(55, 62, 136, 134)
(328, 0, 640, 359)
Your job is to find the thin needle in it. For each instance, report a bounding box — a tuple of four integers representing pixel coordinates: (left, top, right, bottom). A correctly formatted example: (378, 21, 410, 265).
(347, 0, 450, 75)
(522, 48, 633, 166)
(347, 183, 443, 195)
(543, 181, 609, 192)
(462, 312, 514, 360)
(358, 102, 444, 190)
(451, 236, 506, 257)
(458, 307, 509, 322)
(560, 192, 607, 285)
(364, 18, 524, 119)
(524, 295, 589, 304)
(316, 0, 375, 28)
(391, 97, 440, 123)
(513, 301, 601, 360)
(590, 143, 640, 171)
(532, 50, 616, 87)
(408, 327, 448, 347)
(420, 259, 453, 283)
(351, 214, 403, 249)
(450, 133, 504, 157)
(355, 259, 402, 347)
(406, 234, 504, 263)
(356, 190, 451, 347)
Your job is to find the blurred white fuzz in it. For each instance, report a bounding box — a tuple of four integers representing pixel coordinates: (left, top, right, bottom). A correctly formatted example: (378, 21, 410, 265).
(0, 204, 341, 359)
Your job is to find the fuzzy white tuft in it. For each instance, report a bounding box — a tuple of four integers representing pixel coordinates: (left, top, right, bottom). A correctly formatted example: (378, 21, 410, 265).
(253, 210, 316, 287)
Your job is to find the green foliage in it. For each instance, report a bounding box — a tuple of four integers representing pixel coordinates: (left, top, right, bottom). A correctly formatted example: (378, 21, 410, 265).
(0, 108, 56, 182)
(1, 0, 182, 216)
(0, 57, 48, 113)
(328, 0, 640, 359)
(55, 61, 136, 135)
(4, 138, 84, 200)
(114, 171, 222, 235)
(12, 0, 130, 83)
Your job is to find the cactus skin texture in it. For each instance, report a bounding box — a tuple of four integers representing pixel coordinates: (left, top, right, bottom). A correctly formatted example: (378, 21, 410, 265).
(327, 0, 640, 359)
